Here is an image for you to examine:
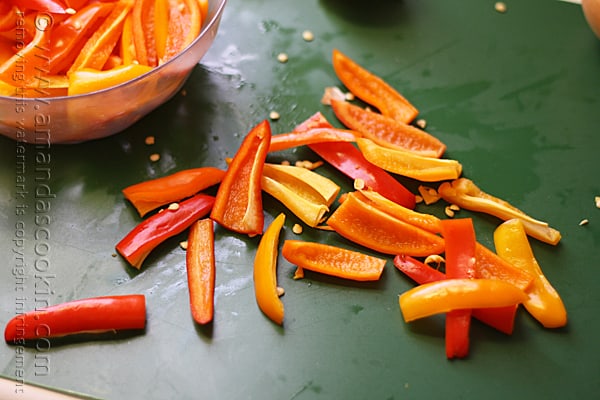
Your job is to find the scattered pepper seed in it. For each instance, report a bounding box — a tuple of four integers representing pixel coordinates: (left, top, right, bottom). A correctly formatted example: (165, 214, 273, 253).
(445, 206, 455, 218)
(416, 119, 427, 129)
(65, 7, 76, 14)
(424, 254, 445, 267)
(269, 111, 280, 120)
(180, 89, 187, 96)
(292, 224, 303, 234)
(293, 267, 305, 280)
(595, 196, 600, 208)
(579, 219, 589, 226)
(280, 160, 291, 166)
(449, 204, 460, 211)
(415, 195, 424, 204)
(277, 52, 289, 63)
(180, 241, 188, 250)
(302, 30, 314, 42)
(353, 178, 365, 190)
(495, 1, 507, 13)
(145, 135, 155, 145)
(167, 203, 180, 211)
(276, 286, 285, 297)
(344, 92, 355, 101)
(149, 153, 160, 162)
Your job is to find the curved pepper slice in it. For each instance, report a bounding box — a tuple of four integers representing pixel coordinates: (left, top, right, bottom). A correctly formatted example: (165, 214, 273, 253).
(399, 279, 527, 323)
(211, 120, 271, 236)
(332, 49, 419, 124)
(268, 128, 359, 153)
(8, 0, 68, 14)
(294, 112, 416, 209)
(163, 0, 202, 62)
(67, 64, 153, 95)
(4, 295, 146, 342)
(282, 240, 386, 281)
(356, 138, 462, 182)
(186, 218, 216, 325)
(122, 166, 225, 217)
(254, 213, 286, 325)
(393, 255, 518, 335)
(438, 178, 561, 245)
(331, 99, 446, 158)
(494, 219, 567, 328)
(116, 193, 215, 269)
(327, 191, 445, 257)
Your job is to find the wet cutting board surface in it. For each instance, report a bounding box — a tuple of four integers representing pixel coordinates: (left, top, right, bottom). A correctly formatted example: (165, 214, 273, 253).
(1, 0, 599, 399)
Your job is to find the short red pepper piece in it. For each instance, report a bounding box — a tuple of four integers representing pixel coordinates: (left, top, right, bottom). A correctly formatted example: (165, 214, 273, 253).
(211, 120, 271, 236)
(294, 112, 416, 210)
(4, 295, 146, 342)
(116, 193, 215, 269)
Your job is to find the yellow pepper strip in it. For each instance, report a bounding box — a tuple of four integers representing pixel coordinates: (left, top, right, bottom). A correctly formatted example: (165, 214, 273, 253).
(263, 163, 340, 206)
(67, 64, 153, 96)
(493, 219, 567, 328)
(154, 0, 169, 62)
(356, 138, 463, 182)
(399, 278, 527, 323)
(120, 11, 137, 65)
(254, 213, 286, 325)
(438, 178, 561, 245)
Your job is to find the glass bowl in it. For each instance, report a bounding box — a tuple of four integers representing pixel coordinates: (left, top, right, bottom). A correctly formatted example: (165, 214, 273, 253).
(0, 0, 227, 144)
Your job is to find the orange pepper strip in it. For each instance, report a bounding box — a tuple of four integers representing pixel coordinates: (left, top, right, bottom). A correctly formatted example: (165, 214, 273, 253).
(332, 49, 419, 124)
(120, 9, 136, 65)
(68, 0, 134, 73)
(399, 279, 527, 323)
(438, 178, 561, 245)
(494, 219, 567, 328)
(67, 64, 153, 95)
(356, 138, 463, 182)
(268, 128, 360, 153)
(0, 14, 53, 88)
(163, 0, 201, 62)
(122, 167, 226, 217)
(211, 120, 271, 236)
(0, 5, 20, 32)
(153, 0, 169, 61)
(327, 191, 445, 257)
(281, 240, 386, 281)
(186, 218, 216, 325)
(132, 0, 157, 66)
(198, 0, 209, 21)
(331, 100, 446, 158)
(254, 213, 286, 325)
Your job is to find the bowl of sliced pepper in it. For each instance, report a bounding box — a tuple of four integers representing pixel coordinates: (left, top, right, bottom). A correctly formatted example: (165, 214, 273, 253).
(0, 0, 227, 143)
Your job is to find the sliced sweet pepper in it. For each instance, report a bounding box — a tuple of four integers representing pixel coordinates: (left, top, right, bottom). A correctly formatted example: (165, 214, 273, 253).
(254, 213, 286, 325)
(268, 128, 359, 153)
(393, 255, 518, 335)
(163, 0, 202, 62)
(186, 218, 215, 325)
(441, 218, 476, 359)
(116, 193, 215, 269)
(327, 191, 445, 257)
(356, 138, 462, 182)
(331, 99, 446, 158)
(399, 279, 527, 323)
(8, 0, 69, 14)
(282, 240, 386, 281)
(132, 0, 157, 66)
(332, 49, 419, 124)
(4, 294, 146, 342)
(122, 166, 225, 217)
(67, 64, 153, 95)
(494, 219, 567, 328)
(438, 178, 561, 245)
(211, 120, 271, 236)
(294, 112, 416, 210)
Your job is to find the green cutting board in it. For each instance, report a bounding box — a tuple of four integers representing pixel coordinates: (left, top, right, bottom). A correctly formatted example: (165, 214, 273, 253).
(1, 0, 599, 398)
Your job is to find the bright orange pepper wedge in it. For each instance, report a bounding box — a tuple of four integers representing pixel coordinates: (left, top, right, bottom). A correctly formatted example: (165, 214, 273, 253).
(68, 0, 134, 73)
(331, 100, 446, 158)
(67, 64, 153, 96)
(356, 138, 462, 182)
(254, 213, 286, 325)
(122, 166, 226, 217)
(494, 219, 567, 328)
(186, 218, 216, 325)
(327, 191, 445, 257)
(399, 278, 527, 323)
(332, 49, 419, 124)
(282, 240, 386, 281)
(211, 120, 271, 236)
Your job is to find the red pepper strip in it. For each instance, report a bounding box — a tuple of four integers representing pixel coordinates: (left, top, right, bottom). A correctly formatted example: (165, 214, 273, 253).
(122, 167, 225, 217)
(211, 120, 271, 236)
(186, 218, 215, 325)
(4, 295, 146, 342)
(393, 255, 518, 334)
(399, 279, 527, 323)
(331, 100, 446, 158)
(48, 2, 115, 75)
(293, 112, 416, 210)
(268, 128, 359, 153)
(9, 0, 68, 14)
(332, 49, 419, 124)
(116, 193, 215, 269)
(441, 218, 476, 359)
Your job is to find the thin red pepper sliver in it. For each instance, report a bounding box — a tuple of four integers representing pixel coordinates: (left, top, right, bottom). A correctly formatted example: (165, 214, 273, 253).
(393, 255, 518, 335)
(294, 112, 416, 209)
(116, 193, 215, 269)
(4, 295, 146, 342)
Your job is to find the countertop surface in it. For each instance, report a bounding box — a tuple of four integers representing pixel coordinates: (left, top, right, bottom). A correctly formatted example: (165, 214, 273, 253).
(1, 0, 599, 399)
